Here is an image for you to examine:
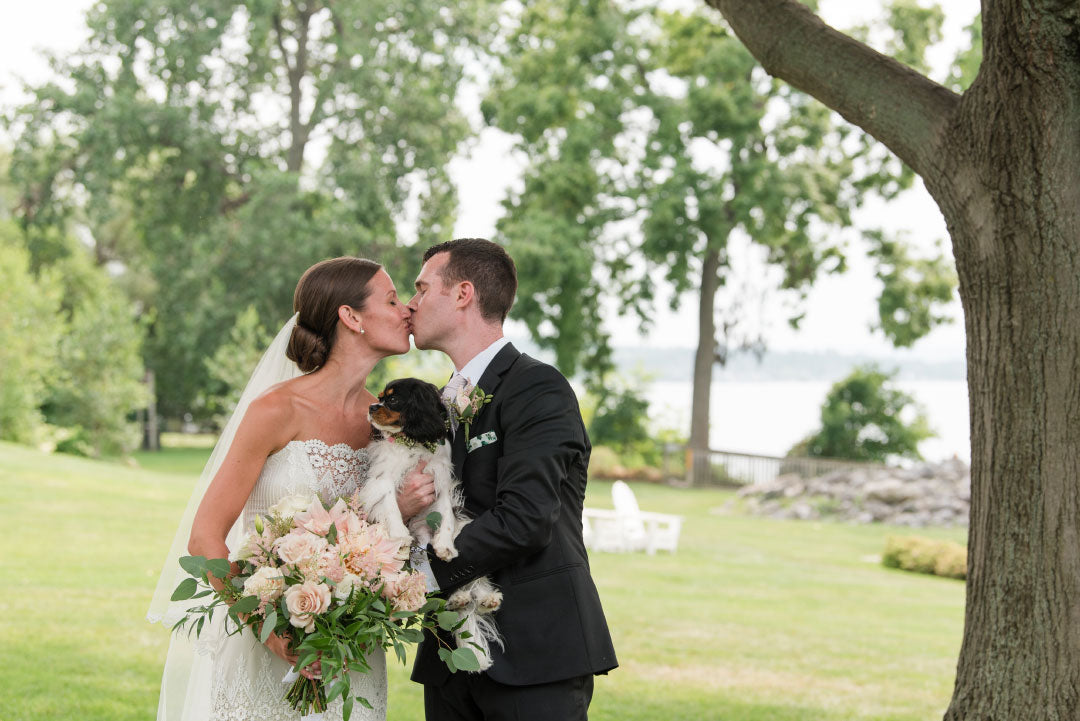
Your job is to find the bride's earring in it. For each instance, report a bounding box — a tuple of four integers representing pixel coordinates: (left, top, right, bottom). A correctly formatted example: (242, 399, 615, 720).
(360, 326, 365, 335)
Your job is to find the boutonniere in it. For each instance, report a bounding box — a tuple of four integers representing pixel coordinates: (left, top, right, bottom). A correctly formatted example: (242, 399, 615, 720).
(447, 383, 494, 442)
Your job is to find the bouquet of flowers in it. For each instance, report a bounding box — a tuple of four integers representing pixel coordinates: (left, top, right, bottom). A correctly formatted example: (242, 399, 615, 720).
(170, 492, 479, 720)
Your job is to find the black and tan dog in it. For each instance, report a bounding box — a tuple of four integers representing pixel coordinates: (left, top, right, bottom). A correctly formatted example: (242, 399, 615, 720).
(358, 377, 503, 669)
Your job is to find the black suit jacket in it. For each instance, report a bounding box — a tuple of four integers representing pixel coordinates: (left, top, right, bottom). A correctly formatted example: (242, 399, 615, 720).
(411, 343, 618, 687)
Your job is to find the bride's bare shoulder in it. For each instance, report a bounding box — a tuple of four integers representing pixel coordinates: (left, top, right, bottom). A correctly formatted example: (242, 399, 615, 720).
(241, 380, 305, 445)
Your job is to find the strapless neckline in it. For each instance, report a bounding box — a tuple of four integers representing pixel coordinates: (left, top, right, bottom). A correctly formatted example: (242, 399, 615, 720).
(283, 438, 370, 455)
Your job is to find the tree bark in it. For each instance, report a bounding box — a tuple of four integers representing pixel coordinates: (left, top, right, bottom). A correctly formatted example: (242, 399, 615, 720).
(141, 369, 159, 452)
(710, 0, 1080, 716)
(708, 0, 958, 178)
(689, 248, 721, 485)
(274, 7, 314, 173)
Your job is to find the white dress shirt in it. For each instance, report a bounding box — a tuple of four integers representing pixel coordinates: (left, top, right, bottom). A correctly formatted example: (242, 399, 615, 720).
(454, 336, 511, 388)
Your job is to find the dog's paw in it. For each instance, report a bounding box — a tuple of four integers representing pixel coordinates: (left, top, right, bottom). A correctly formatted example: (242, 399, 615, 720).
(432, 540, 459, 562)
(446, 588, 472, 611)
(476, 589, 503, 613)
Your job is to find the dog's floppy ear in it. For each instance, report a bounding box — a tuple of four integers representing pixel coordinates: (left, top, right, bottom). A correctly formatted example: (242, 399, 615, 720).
(401, 380, 450, 444)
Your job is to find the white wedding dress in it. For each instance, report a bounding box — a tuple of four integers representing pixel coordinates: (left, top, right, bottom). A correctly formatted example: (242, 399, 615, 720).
(160, 439, 388, 721)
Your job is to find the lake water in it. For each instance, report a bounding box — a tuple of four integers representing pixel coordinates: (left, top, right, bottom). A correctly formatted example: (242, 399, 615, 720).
(644, 379, 971, 462)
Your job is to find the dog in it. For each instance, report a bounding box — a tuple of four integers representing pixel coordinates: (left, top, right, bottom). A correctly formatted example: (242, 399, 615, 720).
(359, 377, 503, 670)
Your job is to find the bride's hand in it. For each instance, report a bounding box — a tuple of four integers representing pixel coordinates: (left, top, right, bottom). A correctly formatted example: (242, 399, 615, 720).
(264, 630, 322, 680)
(397, 460, 436, 520)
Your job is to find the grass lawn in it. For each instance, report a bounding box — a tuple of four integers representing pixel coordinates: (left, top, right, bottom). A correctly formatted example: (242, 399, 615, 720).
(0, 440, 965, 720)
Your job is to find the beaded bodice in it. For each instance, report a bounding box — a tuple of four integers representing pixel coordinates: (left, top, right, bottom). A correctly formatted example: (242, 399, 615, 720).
(240, 439, 371, 531)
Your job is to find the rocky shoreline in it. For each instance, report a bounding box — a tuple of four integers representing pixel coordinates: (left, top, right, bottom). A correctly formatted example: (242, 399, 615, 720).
(737, 458, 970, 527)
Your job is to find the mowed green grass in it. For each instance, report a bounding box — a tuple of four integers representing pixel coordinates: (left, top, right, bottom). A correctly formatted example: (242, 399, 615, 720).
(1, 441, 966, 721)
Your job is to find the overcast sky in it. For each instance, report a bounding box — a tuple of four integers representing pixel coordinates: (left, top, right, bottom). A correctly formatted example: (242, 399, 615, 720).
(1, 0, 979, 358)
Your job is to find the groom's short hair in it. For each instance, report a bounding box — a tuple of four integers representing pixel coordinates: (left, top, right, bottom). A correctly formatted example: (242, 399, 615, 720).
(423, 238, 517, 322)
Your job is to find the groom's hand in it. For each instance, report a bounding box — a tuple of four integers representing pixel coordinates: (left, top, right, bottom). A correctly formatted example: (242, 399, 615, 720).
(397, 460, 436, 520)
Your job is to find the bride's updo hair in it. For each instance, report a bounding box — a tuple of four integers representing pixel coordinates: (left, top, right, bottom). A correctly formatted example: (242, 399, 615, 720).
(287, 257, 382, 373)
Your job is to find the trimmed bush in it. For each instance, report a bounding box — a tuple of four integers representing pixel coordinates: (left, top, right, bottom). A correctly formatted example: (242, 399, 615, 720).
(882, 535, 966, 580)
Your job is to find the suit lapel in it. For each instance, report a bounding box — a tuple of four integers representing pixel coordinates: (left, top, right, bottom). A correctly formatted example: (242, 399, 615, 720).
(452, 342, 521, 479)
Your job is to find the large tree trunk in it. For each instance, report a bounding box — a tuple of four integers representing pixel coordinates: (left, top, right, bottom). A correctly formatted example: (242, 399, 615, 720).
(708, 0, 1080, 716)
(930, 11, 1080, 717)
(689, 248, 721, 485)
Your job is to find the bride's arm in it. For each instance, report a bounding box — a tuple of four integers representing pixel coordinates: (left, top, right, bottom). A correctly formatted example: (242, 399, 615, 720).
(186, 391, 317, 675)
(188, 390, 295, 561)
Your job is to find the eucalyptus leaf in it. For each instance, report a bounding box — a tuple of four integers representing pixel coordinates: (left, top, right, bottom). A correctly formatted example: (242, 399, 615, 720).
(437, 647, 457, 673)
(231, 595, 260, 616)
(436, 611, 461, 631)
(178, 556, 207, 577)
(259, 610, 277, 643)
(425, 512, 442, 532)
(451, 647, 482, 672)
(171, 577, 198, 601)
(343, 695, 354, 721)
(326, 680, 347, 704)
(205, 558, 231, 579)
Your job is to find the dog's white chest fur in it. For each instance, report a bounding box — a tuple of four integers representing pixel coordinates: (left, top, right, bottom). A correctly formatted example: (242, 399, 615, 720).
(357, 438, 456, 553)
(368, 438, 451, 476)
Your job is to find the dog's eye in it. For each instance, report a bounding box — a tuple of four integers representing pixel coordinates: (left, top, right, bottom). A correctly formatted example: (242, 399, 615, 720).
(384, 395, 399, 408)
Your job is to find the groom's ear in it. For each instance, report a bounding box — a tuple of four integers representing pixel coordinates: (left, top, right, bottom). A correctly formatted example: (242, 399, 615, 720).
(455, 280, 475, 310)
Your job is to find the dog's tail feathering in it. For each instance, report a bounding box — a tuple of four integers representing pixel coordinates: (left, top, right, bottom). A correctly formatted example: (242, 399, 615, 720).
(454, 607, 504, 672)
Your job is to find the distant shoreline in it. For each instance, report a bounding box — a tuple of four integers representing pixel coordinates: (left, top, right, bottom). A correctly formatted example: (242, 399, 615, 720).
(509, 336, 967, 383)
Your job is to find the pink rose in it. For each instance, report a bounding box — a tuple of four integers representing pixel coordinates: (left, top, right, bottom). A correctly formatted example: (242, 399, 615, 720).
(284, 581, 332, 633)
(275, 530, 328, 566)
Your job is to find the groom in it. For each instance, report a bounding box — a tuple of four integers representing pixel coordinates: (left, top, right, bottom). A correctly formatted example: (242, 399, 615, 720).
(406, 238, 617, 720)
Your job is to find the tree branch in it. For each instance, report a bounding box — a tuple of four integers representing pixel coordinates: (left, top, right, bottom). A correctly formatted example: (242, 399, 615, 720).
(707, 0, 961, 177)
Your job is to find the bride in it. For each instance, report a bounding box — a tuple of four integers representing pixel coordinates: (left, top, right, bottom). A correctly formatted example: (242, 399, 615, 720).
(147, 257, 436, 721)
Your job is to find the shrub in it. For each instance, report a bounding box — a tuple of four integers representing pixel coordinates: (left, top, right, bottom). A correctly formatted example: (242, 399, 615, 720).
(797, 364, 934, 463)
(882, 535, 966, 580)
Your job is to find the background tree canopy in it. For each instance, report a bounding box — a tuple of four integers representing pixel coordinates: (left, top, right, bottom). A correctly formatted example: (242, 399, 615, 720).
(483, 0, 958, 481)
(6, 0, 490, 425)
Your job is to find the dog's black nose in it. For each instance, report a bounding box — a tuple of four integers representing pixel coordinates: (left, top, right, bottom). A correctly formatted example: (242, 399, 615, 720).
(369, 402, 382, 414)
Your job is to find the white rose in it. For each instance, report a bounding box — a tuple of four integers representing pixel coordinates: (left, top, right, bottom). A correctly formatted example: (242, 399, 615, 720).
(284, 581, 332, 633)
(269, 493, 320, 519)
(229, 533, 255, 562)
(242, 566, 285, 604)
(275, 531, 328, 566)
(333, 573, 363, 602)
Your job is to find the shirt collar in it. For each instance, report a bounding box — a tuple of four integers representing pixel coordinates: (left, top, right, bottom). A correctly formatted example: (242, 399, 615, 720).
(456, 337, 511, 387)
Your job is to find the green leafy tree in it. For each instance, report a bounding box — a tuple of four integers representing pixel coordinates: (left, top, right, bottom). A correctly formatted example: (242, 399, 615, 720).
(865, 230, 957, 347)
(797, 364, 932, 463)
(709, 0, 1079, 715)
(0, 223, 62, 443)
(484, 0, 955, 482)
(588, 379, 652, 452)
(7, 0, 490, 422)
(46, 273, 149, 457)
(202, 304, 272, 429)
(29, 241, 148, 456)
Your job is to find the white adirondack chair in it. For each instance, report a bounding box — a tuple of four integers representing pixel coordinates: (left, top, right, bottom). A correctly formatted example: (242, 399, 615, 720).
(582, 481, 683, 554)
